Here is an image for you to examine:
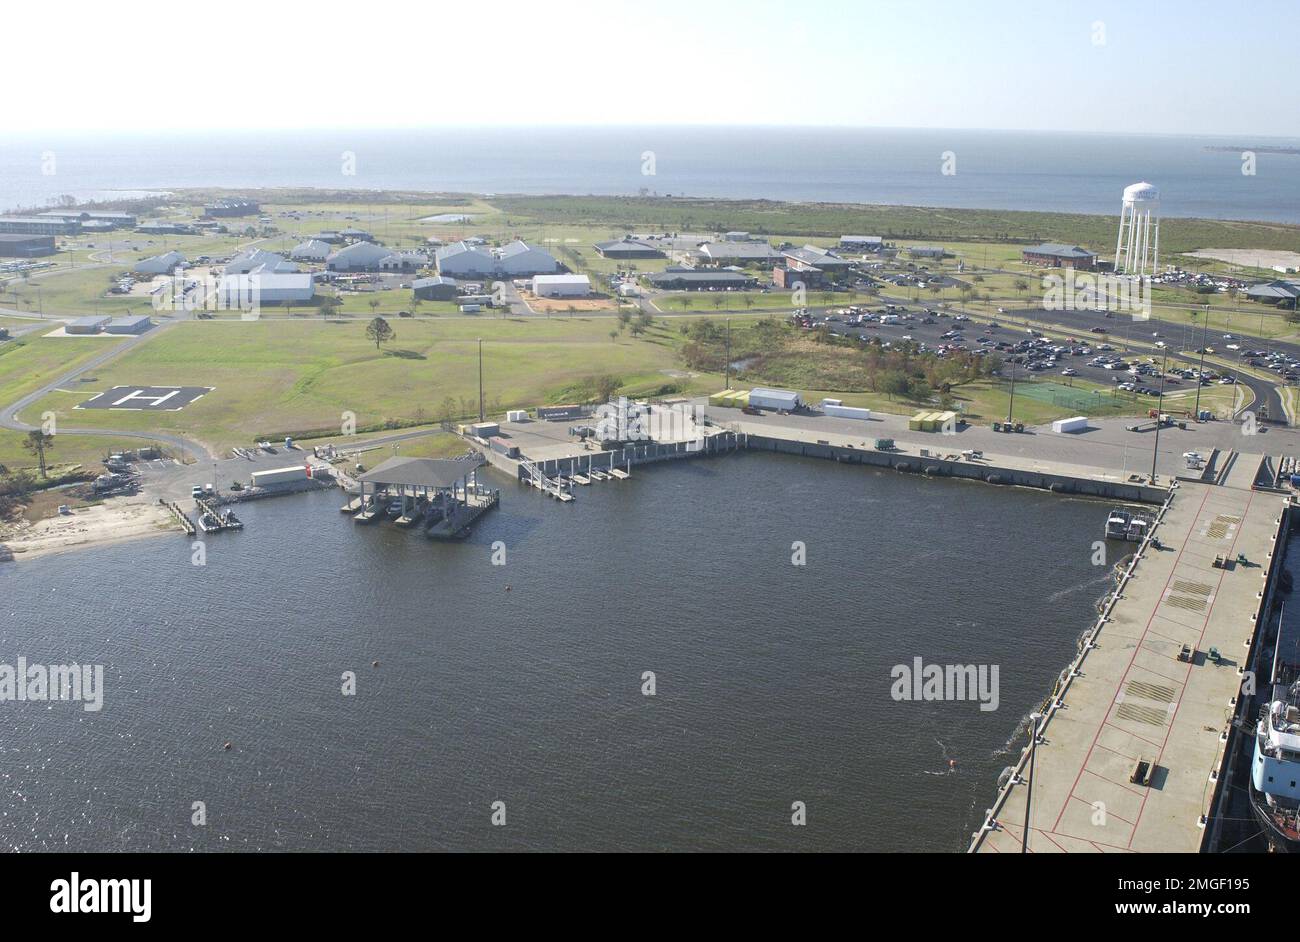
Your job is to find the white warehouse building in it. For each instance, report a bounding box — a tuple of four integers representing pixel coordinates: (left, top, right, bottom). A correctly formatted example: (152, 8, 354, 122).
(220, 268, 316, 306)
(436, 239, 558, 278)
(532, 274, 591, 298)
(225, 249, 298, 275)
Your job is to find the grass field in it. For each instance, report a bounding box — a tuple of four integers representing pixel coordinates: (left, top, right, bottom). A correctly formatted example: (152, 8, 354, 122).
(0, 333, 144, 471)
(19, 317, 719, 453)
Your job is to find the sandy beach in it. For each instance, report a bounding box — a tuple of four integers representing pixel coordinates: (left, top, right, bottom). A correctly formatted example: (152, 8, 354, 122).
(0, 498, 181, 563)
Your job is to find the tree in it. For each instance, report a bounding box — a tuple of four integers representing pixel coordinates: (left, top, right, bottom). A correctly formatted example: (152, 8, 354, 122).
(366, 316, 395, 350)
(594, 375, 622, 401)
(24, 430, 54, 479)
(317, 295, 342, 320)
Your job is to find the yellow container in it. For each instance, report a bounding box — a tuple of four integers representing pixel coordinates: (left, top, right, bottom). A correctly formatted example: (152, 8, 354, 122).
(909, 411, 928, 430)
(709, 389, 735, 407)
(733, 390, 750, 406)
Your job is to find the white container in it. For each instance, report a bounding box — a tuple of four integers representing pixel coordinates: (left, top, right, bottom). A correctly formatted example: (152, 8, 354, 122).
(1051, 416, 1089, 434)
(251, 465, 309, 487)
(505, 410, 528, 422)
(749, 387, 802, 411)
(824, 403, 872, 420)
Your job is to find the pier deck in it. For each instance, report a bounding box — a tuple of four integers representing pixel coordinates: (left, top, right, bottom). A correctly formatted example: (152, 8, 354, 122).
(971, 473, 1284, 853)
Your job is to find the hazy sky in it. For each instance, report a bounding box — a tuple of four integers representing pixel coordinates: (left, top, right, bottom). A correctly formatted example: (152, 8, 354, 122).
(10, 0, 1296, 136)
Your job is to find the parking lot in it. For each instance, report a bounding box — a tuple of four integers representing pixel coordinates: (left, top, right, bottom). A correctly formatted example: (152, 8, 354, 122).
(798, 303, 1257, 418)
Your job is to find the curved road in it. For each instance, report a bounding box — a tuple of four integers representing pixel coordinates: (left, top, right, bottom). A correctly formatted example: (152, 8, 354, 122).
(0, 319, 211, 461)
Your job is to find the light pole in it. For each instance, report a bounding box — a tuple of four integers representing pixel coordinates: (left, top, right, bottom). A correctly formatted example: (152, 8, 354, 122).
(477, 338, 485, 422)
(1150, 349, 1168, 483)
(1022, 711, 1043, 853)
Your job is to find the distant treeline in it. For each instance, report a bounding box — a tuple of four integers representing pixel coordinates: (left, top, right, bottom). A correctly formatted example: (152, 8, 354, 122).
(487, 194, 1300, 255)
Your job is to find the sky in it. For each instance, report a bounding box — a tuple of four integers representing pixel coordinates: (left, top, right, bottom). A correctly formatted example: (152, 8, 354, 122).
(8, 0, 1297, 136)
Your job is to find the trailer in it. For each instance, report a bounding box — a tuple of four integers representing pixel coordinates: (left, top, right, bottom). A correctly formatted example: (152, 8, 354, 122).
(821, 398, 872, 420)
(251, 465, 309, 487)
(748, 387, 802, 411)
(1051, 416, 1089, 434)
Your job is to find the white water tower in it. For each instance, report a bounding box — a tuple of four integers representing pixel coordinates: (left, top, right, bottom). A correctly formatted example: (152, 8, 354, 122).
(1114, 181, 1160, 277)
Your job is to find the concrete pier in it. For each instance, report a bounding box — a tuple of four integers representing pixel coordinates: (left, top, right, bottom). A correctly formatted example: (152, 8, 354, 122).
(969, 468, 1287, 853)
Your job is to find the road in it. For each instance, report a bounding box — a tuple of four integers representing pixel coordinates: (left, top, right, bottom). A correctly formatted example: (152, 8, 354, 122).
(0, 320, 211, 460)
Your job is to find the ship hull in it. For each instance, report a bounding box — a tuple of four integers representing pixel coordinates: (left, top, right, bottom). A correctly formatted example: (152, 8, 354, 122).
(1248, 781, 1300, 852)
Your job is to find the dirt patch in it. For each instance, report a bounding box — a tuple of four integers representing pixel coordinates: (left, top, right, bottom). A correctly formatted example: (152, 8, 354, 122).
(1185, 248, 1300, 271)
(526, 295, 617, 313)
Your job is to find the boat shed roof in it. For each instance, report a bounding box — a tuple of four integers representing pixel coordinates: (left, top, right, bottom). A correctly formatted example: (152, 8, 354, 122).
(359, 455, 485, 489)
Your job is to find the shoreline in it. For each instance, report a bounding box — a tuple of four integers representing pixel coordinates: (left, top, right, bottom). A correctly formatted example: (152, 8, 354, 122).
(0, 498, 180, 564)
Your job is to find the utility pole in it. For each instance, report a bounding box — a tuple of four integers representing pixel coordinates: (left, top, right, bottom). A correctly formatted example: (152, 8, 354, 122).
(1006, 361, 1017, 425)
(724, 318, 732, 389)
(1193, 305, 1208, 420)
(1150, 348, 1168, 482)
(477, 338, 484, 422)
(1022, 712, 1042, 853)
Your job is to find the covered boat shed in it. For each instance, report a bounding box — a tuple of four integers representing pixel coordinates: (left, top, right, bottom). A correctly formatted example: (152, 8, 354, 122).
(355, 454, 496, 537)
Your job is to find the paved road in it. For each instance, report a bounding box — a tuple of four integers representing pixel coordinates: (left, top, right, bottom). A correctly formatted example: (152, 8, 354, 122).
(706, 401, 1300, 482)
(0, 320, 211, 461)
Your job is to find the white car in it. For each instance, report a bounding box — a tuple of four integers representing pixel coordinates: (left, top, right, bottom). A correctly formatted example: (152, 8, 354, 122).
(1061, 368, 1078, 376)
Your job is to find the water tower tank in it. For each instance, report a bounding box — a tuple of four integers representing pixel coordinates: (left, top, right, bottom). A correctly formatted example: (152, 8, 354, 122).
(1122, 181, 1160, 204)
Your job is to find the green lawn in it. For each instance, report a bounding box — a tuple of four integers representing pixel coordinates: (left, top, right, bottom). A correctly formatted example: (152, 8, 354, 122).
(19, 317, 716, 453)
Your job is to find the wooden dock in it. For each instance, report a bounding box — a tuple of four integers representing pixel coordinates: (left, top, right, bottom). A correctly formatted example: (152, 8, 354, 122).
(426, 490, 500, 539)
(159, 499, 196, 536)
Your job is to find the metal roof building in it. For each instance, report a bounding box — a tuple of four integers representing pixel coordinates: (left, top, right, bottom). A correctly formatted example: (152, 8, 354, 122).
(1022, 243, 1099, 270)
(134, 250, 186, 275)
(226, 249, 298, 275)
(646, 270, 757, 290)
(290, 239, 333, 261)
(1246, 280, 1300, 305)
(66, 316, 112, 335)
(220, 269, 316, 305)
(105, 315, 154, 334)
(0, 234, 57, 257)
(435, 240, 557, 277)
(412, 275, 460, 301)
(594, 238, 665, 259)
(783, 245, 854, 271)
(696, 242, 782, 263)
(0, 216, 77, 236)
(325, 241, 397, 272)
(532, 274, 591, 297)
